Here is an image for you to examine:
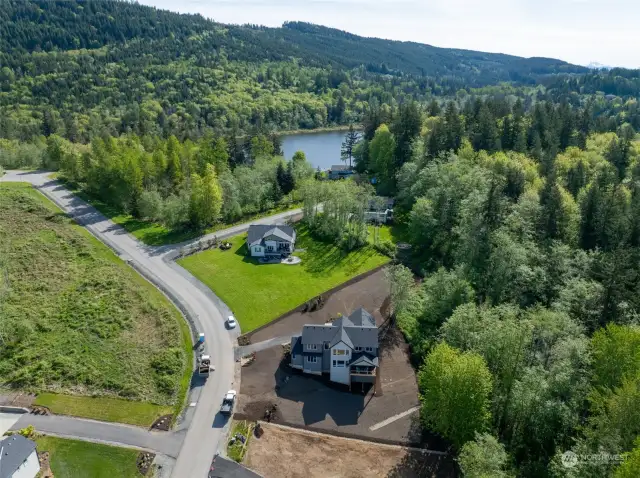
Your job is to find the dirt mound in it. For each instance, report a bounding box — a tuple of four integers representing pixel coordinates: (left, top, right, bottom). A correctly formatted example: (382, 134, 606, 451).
(151, 414, 172, 431)
(241, 401, 282, 422)
(137, 451, 155, 476)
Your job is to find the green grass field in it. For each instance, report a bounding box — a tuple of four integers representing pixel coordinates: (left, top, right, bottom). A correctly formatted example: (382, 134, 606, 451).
(178, 226, 389, 332)
(35, 436, 139, 478)
(0, 183, 192, 424)
(34, 393, 171, 427)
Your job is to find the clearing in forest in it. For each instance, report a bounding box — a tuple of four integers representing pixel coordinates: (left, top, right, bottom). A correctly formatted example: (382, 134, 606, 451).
(0, 183, 191, 425)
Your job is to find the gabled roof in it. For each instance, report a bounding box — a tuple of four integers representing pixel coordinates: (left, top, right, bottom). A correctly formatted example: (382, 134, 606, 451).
(329, 323, 354, 349)
(330, 164, 350, 171)
(290, 335, 302, 356)
(344, 327, 378, 349)
(247, 224, 295, 246)
(350, 353, 379, 367)
(301, 325, 335, 345)
(0, 435, 37, 478)
(301, 309, 378, 349)
(348, 308, 376, 328)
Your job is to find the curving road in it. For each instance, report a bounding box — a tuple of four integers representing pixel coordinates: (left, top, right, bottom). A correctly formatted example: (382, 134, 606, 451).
(1, 170, 301, 477)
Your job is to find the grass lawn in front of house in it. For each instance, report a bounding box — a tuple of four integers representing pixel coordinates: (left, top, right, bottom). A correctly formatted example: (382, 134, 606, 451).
(35, 436, 140, 478)
(178, 226, 390, 332)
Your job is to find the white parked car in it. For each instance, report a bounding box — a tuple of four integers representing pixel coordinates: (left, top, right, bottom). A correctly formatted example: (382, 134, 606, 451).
(226, 315, 237, 329)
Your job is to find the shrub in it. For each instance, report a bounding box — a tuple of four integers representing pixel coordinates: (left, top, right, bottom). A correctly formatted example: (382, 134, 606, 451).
(138, 189, 164, 221)
(374, 240, 396, 257)
(151, 348, 183, 376)
(161, 190, 190, 228)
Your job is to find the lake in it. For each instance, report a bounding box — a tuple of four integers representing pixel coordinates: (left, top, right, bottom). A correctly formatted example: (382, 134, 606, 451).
(281, 130, 350, 170)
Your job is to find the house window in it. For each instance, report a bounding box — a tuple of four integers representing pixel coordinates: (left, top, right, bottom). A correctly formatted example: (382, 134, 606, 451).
(267, 246, 274, 252)
(306, 356, 318, 363)
(365, 347, 373, 352)
(292, 354, 296, 360)
(355, 346, 362, 352)
(307, 344, 317, 351)
(335, 360, 345, 367)
(324, 342, 329, 350)
(333, 349, 346, 356)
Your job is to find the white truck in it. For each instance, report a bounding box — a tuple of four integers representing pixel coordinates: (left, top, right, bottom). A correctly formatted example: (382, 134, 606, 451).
(220, 390, 237, 415)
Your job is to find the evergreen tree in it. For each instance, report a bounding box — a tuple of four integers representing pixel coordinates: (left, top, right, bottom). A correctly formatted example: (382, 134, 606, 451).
(471, 103, 499, 152)
(340, 124, 360, 168)
(391, 102, 422, 168)
(566, 160, 587, 198)
(226, 131, 246, 168)
(427, 99, 441, 116)
(539, 171, 565, 242)
(444, 101, 464, 152)
(276, 162, 295, 195)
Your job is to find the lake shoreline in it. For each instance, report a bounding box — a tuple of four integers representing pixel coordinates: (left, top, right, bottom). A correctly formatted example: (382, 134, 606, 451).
(277, 125, 356, 136)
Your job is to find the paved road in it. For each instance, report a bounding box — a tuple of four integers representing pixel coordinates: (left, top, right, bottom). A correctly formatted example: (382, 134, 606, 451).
(236, 336, 294, 359)
(1, 170, 301, 477)
(10, 414, 183, 457)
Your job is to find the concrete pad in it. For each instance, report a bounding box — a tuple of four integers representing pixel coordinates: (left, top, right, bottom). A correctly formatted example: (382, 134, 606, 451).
(0, 412, 23, 435)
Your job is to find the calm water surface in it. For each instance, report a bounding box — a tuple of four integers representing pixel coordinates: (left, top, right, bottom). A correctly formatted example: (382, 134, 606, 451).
(281, 130, 350, 170)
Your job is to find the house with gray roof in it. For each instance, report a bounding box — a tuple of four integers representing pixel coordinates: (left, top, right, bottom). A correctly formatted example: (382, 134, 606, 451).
(246, 224, 296, 258)
(290, 308, 379, 388)
(0, 434, 40, 478)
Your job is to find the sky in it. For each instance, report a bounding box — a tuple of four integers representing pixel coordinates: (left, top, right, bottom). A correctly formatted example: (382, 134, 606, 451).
(139, 0, 639, 69)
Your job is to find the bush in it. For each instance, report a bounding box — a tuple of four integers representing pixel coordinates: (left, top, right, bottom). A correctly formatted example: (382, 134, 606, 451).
(161, 190, 190, 228)
(138, 189, 164, 221)
(374, 240, 396, 257)
(340, 228, 368, 251)
(150, 348, 183, 376)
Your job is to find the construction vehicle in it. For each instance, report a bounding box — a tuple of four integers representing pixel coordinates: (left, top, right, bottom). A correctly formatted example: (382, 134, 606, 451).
(198, 354, 214, 377)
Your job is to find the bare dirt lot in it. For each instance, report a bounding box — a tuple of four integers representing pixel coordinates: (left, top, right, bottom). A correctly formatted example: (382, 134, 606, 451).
(245, 422, 455, 478)
(237, 270, 444, 448)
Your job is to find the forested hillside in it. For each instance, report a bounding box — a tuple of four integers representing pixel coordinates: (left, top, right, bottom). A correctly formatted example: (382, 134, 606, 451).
(1, 0, 633, 142)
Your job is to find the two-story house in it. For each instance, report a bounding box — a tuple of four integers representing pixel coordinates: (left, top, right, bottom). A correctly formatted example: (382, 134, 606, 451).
(289, 308, 379, 389)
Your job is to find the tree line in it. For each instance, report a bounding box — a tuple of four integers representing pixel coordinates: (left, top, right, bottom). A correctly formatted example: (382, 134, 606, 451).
(385, 126, 640, 476)
(13, 132, 315, 234)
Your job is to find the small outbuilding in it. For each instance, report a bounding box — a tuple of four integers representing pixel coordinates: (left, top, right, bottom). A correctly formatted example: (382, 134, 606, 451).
(328, 165, 354, 180)
(0, 435, 40, 478)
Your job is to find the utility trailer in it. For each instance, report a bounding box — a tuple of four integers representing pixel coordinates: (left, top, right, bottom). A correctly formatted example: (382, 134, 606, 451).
(198, 354, 214, 377)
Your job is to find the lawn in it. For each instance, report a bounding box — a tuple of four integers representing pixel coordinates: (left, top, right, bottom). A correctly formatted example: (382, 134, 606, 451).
(69, 184, 300, 246)
(33, 393, 171, 427)
(0, 183, 192, 424)
(35, 436, 140, 478)
(178, 226, 390, 332)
